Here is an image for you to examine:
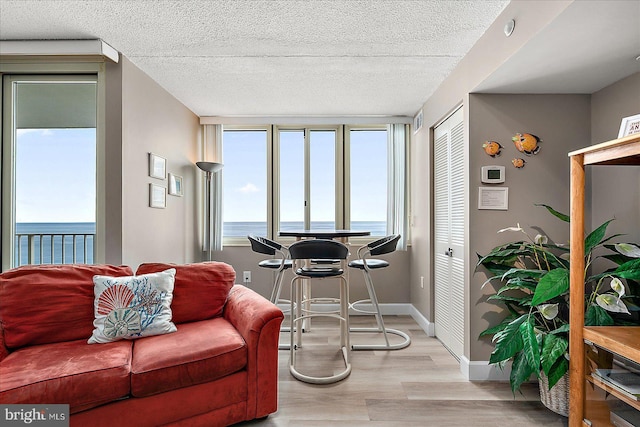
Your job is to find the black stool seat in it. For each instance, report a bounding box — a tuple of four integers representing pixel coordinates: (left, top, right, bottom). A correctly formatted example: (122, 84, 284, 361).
(259, 259, 293, 269)
(297, 266, 344, 277)
(348, 259, 389, 270)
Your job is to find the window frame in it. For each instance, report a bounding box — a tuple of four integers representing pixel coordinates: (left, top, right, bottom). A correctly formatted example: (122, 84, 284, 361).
(1, 69, 103, 270)
(220, 125, 273, 246)
(221, 124, 390, 247)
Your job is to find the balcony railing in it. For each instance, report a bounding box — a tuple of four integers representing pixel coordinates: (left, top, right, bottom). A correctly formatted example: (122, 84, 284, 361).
(14, 233, 95, 267)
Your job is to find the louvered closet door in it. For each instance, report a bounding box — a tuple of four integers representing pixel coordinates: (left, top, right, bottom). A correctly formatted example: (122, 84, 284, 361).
(433, 107, 465, 359)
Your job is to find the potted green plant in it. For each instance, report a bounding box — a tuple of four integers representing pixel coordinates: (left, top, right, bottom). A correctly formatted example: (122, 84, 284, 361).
(476, 204, 640, 415)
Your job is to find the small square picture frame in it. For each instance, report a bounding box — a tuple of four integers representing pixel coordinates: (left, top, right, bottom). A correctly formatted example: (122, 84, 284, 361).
(618, 113, 640, 138)
(149, 183, 166, 208)
(168, 173, 183, 197)
(149, 153, 166, 179)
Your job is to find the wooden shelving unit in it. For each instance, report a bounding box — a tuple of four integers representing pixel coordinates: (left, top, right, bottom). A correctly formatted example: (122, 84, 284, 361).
(568, 134, 640, 427)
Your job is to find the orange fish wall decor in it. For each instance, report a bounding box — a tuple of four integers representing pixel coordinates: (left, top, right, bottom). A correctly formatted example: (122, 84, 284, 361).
(482, 140, 502, 157)
(512, 133, 541, 155)
(512, 158, 526, 168)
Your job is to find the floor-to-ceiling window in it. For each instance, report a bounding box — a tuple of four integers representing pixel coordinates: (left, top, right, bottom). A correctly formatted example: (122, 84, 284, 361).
(2, 75, 97, 268)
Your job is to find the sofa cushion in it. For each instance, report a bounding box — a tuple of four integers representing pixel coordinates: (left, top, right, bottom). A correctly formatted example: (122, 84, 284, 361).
(136, 262, 235, 324)
(0, 264, 134, 349)
(0, 339, 132, 413)
(89, 269, 177, 344)
(130, 318, 247, 397)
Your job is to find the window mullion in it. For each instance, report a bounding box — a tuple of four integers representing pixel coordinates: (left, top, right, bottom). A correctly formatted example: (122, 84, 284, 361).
(303, 128, 311, 229)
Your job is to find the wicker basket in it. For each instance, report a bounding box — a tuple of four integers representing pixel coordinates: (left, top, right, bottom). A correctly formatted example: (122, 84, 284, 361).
(539, 371, 569, 417)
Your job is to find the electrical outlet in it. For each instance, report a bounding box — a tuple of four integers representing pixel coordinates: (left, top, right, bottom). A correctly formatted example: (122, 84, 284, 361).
(420, 276, 424, 289)
(243, 271, 251, 283)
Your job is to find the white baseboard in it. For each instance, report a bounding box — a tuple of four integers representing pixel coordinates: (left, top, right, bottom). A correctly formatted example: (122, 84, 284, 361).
(277, 301, 512, 380)
(460, 356, 511, 381)
(277, 302, 435, 337)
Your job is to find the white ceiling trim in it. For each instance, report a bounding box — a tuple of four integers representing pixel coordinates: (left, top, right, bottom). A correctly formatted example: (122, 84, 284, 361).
(200, 116, 412, 125)
(0, 39, 119, 63)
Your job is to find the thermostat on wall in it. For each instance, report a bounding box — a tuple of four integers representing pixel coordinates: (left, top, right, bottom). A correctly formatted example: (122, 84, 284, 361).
(481, 165, 505, 184)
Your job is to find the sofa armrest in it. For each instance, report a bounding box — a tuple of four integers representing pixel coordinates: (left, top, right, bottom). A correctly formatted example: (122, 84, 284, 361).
(224, 285, 283, 420)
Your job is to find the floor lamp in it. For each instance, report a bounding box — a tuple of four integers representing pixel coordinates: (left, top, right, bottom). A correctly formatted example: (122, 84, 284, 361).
(196, 161, 223, 261)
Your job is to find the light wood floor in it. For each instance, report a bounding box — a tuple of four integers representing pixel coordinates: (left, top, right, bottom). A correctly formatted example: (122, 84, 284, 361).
(237, 315, 568, 426)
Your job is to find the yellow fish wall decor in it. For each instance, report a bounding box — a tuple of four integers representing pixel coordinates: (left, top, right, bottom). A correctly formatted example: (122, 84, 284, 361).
(512, 133, 541, 155)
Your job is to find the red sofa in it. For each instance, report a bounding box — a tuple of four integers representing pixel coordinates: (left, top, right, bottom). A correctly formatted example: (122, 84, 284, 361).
(0, 262, 283, 427)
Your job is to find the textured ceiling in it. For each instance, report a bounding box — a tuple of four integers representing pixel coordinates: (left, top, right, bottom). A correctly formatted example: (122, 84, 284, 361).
(0, 0, 510, 117)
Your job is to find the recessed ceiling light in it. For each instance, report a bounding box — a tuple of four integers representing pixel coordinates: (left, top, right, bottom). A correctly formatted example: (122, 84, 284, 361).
(504, 19, 516, 37)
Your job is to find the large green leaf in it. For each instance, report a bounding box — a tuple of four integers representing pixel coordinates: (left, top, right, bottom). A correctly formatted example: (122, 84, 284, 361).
(584, 219, 614, 255)
(489, 315, 527, 364)
(614, 259, 640, 281)
(540, 334, 568, 375)
(498, 279, 537, 294)
(531, 269, 570, 306)
(510, 351, 537, 394)
(602, 253, 634, 266)
(549, 324, 570, 335)
(487, 294, 533, 305)
(535, 204, 570, 222)
(585, 304, 615, 326)
(479, 315, 518, 338)
(502, 268, 547, 281)
(547, 357, 569, 390)
(520, 318, 540, 373)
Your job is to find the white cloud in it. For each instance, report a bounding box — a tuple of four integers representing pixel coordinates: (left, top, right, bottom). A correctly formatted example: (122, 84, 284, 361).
(239, 183, 259, 193)
(16, 129, 54, 136)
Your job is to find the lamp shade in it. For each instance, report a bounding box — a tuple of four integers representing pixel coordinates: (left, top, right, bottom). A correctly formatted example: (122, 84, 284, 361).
(196, 161, 223, 173)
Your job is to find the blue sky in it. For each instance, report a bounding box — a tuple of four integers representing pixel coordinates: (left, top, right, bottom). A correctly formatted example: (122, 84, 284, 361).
(16, 128, 96, 223)
(15, 127, 385, 225)
(222, 129, 387, 224)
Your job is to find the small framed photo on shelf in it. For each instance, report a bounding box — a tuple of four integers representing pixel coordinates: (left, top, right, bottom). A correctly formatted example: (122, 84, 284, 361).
(149, 183, 166, 208)
(618, 113, 640, 138)
(149, 153, 166, 179)
(168, 173, 183, 197)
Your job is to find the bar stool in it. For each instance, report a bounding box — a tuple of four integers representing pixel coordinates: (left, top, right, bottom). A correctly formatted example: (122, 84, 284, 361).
(348, 234, 411, 350)
(289, 239, 351, 384)
(247, 235, 292, 305)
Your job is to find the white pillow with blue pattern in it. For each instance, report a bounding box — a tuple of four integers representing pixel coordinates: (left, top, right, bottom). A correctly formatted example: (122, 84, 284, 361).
(88, 268, 177, 344)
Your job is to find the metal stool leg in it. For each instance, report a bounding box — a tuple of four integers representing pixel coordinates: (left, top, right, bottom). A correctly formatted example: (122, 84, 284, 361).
(289, 276, 351, 384)
(350, 269, 411, 351)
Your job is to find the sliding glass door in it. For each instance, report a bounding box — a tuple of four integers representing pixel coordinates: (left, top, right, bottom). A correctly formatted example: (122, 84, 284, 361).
(2, 75, 98, 268)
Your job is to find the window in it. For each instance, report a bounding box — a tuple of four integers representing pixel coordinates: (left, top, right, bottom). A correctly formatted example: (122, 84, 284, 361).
(222, 129, 269, 238)
(2, 75, 98, 268)
(221, 124, 396, 244)
(348, 128, 387, 236)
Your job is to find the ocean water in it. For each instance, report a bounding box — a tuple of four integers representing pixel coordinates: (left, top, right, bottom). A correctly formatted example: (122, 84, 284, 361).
(15, 222, 95, 267)
(224, 221, 387, 237)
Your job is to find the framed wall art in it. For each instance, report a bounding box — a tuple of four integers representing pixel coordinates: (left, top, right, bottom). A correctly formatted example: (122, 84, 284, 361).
(168, 173, 183, 196)
(618, 113, 640, 138)
(149, 153, 166, 179)
(149, 183, 166, 208)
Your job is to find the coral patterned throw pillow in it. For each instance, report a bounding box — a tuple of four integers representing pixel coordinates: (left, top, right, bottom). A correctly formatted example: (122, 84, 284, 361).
(88, 269, 177, 344)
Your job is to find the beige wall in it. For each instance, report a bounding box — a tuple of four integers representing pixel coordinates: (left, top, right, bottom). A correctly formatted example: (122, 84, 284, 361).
(469, 94, 590, 360)
(119, 57, 201, 269)
(103, 60, 124, 265)
(213, 243, 411, 303)
(590, 72, 640, 244)
(410, 1, 572, 325)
